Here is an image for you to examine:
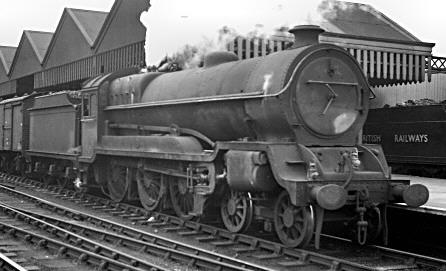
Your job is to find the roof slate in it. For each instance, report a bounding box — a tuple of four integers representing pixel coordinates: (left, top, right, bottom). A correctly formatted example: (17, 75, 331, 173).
(320, 1, 419, 42)
(67, 8, 108, 46)
(25, 30, 54, 63)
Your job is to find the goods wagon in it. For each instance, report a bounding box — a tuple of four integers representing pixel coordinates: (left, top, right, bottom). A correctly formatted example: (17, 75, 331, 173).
(0, 94, 37, 173)
(363, 105, 446, 177)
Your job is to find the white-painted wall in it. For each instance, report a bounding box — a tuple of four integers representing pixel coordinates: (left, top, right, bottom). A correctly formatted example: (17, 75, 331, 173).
(370, 73, 446, 108)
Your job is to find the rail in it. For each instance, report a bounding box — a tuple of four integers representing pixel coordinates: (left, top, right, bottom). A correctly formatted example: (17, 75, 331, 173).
(0, 252, 28, 271)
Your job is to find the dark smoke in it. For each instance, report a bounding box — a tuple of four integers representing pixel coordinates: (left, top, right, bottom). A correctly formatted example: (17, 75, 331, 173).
(157, 26, 240, 71)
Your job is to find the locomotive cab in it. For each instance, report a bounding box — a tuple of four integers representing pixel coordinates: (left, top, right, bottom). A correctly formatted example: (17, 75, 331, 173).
(80, 89, 98, 158)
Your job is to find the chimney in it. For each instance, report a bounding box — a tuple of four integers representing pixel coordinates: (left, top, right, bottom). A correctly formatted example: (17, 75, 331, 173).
(288, 25, 325, 49)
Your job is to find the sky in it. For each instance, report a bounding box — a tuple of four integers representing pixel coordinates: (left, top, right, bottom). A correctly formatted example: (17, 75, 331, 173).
(0, 0, 445, 66)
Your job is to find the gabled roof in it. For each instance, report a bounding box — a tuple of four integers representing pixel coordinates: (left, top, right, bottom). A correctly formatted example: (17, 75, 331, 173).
(8, 30, 53, 78)
(92, 0, 122, 50)
(0, 46, 17, 74)
(25, 31, 54, 63)
(41, 8, 108, 67)
(319, 1, 419, 42)
(67, 8, 108, 46)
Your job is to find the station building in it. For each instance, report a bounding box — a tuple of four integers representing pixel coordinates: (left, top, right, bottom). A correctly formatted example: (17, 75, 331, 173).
(0, 0, 149, 99)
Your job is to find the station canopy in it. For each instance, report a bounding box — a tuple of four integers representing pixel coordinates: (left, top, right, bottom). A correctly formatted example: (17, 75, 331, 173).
(227, 1, 435, 87)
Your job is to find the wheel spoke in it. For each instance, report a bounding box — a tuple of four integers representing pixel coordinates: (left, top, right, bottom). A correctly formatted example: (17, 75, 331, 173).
(235, 211, 244, 220)
(170, 178, 194, 221)
(107, 162, 129, 203)
(290, 227, 300, 239)
(137, 169, 164, 211)
(293, 222, 303, 233)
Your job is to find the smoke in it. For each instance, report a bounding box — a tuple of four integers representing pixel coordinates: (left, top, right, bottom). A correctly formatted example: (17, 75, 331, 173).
(318, 0, 344, 20)
(245, 24, 268, 40)
(155, 26, 240, 71)
(318, 0, 382, 22)
(156, 45, 198, 72)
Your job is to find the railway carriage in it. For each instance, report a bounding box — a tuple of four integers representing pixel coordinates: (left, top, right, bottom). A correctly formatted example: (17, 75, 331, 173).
(2, 25, 429, 248)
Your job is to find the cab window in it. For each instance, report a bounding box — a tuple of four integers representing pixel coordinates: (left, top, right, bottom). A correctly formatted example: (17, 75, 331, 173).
(82, 92, 97, 118)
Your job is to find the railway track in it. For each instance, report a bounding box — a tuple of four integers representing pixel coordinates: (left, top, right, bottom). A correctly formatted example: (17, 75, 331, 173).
(0, 192, 177, 270)
(0, 190, 260, 269)
(0, 198, 260, 271)
(1, 172, 445, 271)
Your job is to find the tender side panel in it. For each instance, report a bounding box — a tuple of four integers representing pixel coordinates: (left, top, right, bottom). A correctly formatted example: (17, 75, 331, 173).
(29, 105, 79, 155)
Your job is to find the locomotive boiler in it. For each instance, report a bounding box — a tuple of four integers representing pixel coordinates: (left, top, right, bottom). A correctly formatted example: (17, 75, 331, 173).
(3, 25, 429, 248)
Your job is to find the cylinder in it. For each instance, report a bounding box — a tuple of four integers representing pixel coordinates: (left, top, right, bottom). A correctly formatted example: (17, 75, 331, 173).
(225, 151, 279, 192)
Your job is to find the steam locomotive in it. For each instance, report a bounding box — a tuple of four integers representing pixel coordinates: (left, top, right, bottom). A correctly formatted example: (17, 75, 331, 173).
(0, 25, 429, 248)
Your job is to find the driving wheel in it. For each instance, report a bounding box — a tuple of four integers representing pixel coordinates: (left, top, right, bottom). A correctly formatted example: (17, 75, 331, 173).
(274, 190, 314, 247)
(107, 161, 129, 202)
(169, 177, 194, 221)
(221, 189, 253, 233)
(137, 168, 165, 211)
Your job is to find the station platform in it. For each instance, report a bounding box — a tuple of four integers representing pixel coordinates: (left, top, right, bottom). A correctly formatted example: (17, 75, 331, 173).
(392, 174, 446, 210)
